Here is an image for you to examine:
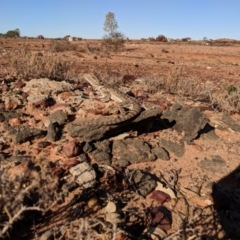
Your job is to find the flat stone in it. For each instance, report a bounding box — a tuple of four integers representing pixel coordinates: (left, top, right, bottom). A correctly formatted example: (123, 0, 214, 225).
(48, 110, 68, 125)
(112, 138, 156, 167)
(163, 104, 209, 143)
(151, 146, 170, 160)
(8, 126, 46, 144)
(222, 114, 240, 132)
(46, 122, 61, 141)
(129, 170, 157, 196)
(160, 139, 185, 158)
(198, 155, 227, 174)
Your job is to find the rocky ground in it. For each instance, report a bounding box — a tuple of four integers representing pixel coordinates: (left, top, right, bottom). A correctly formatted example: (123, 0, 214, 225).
(0, 38, 240, 239)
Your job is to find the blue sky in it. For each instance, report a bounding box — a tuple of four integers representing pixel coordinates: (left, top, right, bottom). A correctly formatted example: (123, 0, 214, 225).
(1, 0, 239, 40)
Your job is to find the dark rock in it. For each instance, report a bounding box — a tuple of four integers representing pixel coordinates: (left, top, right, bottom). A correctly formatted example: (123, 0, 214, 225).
(222, 114, 240, 132)
(112, 138, 156, 167)
(130, 170, 157, 196)
(83, 142, 94, 153)
(0, 153, 6, 161)
(200, 123, 219, 140)
(91, 140, 112, 165)
(46, 122, 61, 141)
(94, 140, 111, 154)
(68, 108, 162, 142)
(151, 146, 170, 160)
(49, 110, 68, 125)
(91, 151, 112, 165)
(163, 104, 209, 143)
(7, 155, 32, 163)
(0, 113, 5, 122)
(160, 139, 185, 158)
(8, 126, 46, 144)
(2, 111, 23, 121)
(198, 155, 227, 174)
(38, 141, 51, 148)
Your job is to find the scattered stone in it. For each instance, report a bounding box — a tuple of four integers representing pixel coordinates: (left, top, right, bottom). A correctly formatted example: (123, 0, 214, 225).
(130, 170, 157, 196)
(149, 190, 171, 205)
(198, 155, 227, 174)
(151, 146, 170, 160)
(160, 139, 185, 158)
(8, 126, 46, 144)
(163, 104, 209, 143)
(5, 101, 18, 110)
(221, 114, 240, 132)
(38, 141, 51, 148)
(92, 150, 112, 165)
(0, 153, 6, 161)
(162, 48, 169, 53)
(112, 138, 156, 167)
(82, 142, 94, 153)
(13, 80, 25, 89)
(46, 122, 61, 141)
(63, 140, 81, 158)
(48, 110, 68, 125)
(8, 118, 22, 126)
(69, 161, 96, 189)
(2, 111, 23, 121)
(7, 160, 34, 179)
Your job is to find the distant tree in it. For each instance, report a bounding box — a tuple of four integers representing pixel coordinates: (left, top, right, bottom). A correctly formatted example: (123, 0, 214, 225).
(103, 12, 118, 38)
(15, 28, 20, 36)
(203, 37, 207, 41)
(5, 29, 20, 38)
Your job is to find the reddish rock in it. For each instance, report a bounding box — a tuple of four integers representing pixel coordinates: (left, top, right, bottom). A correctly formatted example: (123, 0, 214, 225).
(8, 118, 22, 126)
(0, 144, 4, 151)
(57, 91, 73, 100)
(0, 103, 5, 111)
(122, 74, 136, 83)
(149, 190, 171, 205)
(8, 161, 34, 179)
(5, 101, 18, 110)
(63, 141, 81, 157)
(38, 141, 51, 148)
(32, 148, 41, 155)
(192, 144, 203, 152)
(28, 118, 37, 126)
(49, 103, 72, 113)
(21, 92, 29, 99)
(13, 80, 25, 89)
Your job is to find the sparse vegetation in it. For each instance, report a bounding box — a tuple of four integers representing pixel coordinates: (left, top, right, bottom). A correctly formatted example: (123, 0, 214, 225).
(102, 12, 125, 54)
(48, 40, 77, 52)
(4, 28, 20, 38)
(10, 47, 72, 80)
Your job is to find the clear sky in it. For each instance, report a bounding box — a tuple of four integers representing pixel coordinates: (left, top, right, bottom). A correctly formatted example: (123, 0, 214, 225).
(1, 0, 239, 40)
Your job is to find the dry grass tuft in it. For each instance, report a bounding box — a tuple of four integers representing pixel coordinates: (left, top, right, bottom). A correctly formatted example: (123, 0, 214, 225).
(48, 40, 77, 52)
(10, 47, 73, 80)
(143, 67, 240, 114)
(101, 37, 125, 54)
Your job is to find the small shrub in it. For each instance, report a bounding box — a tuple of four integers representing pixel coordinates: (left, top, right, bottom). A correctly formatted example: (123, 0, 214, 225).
(48, 40, 77, 52)
(101, 36, 125, 53)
